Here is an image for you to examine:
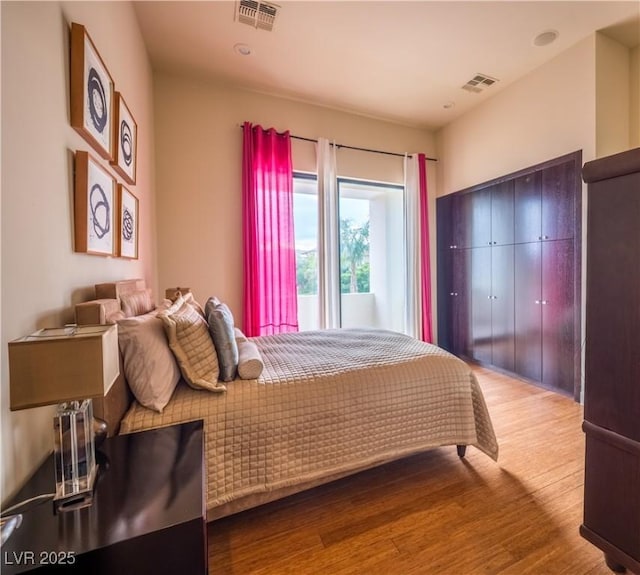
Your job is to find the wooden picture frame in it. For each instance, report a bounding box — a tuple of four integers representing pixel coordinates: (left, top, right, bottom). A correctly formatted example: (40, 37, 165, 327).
(111, 93, 137, 185)
(74, 151, 116, 256)
(117, 185, 139, 259)
(70, 22, 114, 160)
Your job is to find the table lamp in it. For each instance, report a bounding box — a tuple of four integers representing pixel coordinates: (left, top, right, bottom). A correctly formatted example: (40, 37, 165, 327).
(8, 325, 119, 509)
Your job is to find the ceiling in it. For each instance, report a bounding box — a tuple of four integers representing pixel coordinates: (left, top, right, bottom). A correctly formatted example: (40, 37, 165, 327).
(133, 1, 640, 130)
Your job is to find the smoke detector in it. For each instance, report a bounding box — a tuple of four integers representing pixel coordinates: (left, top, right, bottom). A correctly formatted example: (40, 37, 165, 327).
(235, 0, 280, 32)
(461, 73, 499, 94)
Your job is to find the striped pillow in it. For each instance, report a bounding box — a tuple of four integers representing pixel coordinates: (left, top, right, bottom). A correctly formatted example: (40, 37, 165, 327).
(120, 288, 154, 317)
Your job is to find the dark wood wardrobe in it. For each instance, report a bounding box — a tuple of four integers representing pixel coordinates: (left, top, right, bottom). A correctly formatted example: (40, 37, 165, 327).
(437, 151, 582, 399)
(580, 147, 640, 574)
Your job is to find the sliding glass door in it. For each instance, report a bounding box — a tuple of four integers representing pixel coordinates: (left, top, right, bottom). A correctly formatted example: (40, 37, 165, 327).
(293, 174, 405, 332)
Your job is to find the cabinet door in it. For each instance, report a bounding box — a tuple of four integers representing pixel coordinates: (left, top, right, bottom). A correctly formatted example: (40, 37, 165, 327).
(514, 242, 542, 381)
(491, 245, 515, 371)
(436, 197, 453, 352)
(542, 239, 575, 395)
(491, 181, 514, 246)
(514, 171, 542, 244)
(470, 188, 492, 248)
(452, 193, 473, 249)
(471, 247, 492, 363)
(451, 248, 471, 358)
(585, 172, 640, 441)
(542, 161, 575, 241)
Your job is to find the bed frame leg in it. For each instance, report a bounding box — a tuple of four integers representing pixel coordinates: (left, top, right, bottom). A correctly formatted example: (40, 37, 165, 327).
(456, 445, 467, 458)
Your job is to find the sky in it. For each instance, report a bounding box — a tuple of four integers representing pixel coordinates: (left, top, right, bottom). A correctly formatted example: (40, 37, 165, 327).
(293, 189, 369, 252)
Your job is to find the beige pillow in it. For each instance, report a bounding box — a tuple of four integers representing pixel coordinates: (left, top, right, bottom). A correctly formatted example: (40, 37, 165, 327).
(237, 340, 264, 380)
(117, 311, 181, 412)
(120, 288, 155, 317)
(159, 295, 225, 392)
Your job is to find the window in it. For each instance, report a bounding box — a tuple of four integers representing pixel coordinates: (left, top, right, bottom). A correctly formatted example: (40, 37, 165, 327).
(294, 174, 405, 332)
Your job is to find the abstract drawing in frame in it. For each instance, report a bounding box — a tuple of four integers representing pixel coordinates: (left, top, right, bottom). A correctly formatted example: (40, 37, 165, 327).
(74, 151, 115, 256)
(111, 93, 137, 185)
(70, 22, 114, 160)
(117, 185, 139, 259)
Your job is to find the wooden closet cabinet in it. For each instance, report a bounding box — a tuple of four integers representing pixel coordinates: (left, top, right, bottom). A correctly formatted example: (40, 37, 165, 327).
(437, 151, 581, 399)
(581, 147, 640, 574)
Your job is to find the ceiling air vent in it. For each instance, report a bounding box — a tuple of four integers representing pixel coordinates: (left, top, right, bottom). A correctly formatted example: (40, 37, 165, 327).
(236, 0, 280, 32)
(462, 73, 499, 94)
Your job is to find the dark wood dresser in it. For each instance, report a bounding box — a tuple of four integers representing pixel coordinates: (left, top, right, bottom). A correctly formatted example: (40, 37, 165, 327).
(581, 147, 640, 574)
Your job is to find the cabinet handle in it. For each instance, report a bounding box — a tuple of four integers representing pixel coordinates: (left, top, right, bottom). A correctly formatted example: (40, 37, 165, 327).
(541, 300, 548, 305)
(542, 235, 549, 240)
(450, 245, 458, 249)
(449, 292, 458, 296)
(535, 300, 541, 304)
(538, 236, 542, 240)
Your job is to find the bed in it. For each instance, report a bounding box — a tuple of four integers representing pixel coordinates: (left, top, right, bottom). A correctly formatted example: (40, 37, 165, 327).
(76, 279, 498, 521)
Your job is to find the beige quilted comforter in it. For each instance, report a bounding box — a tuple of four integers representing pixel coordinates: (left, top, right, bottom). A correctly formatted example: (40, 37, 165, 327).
(120, 329, 498, 520)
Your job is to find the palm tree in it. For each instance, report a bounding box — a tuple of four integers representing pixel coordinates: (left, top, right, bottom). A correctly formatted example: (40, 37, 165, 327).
(340, 219, 369, 293)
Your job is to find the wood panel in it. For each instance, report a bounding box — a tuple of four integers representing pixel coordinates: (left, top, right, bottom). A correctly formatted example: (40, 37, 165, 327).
(208, 366, 616, 575)
(541, 239, 575, 396)
(491, 180, 515, 246)
(451, 248, 471, 358)
(514, 171, 542, 244)
(584, 170, 640, 441)
(514, 242, 542, 382)
(470, 187, 492, 248)
(470, 247, 492, 364)
(491, 244, 515, 371)
(542, 160, 575, 241)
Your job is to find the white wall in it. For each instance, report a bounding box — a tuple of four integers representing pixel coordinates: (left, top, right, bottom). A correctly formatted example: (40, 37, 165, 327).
(1, 1, 156, 502)
(436, 36, 597, 197)
(596, 33, 631, 157)
(153, 74, 437, 328)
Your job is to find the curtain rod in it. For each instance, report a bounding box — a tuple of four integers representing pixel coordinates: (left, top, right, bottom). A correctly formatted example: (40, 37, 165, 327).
(238, 124, 437, 162)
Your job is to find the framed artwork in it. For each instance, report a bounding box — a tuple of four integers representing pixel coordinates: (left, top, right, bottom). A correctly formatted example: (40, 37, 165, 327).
(111, 93, 137, 185)
(117, 185, 139, 259)
(70, 22, 114, 160)
(74, 151, 115, 256)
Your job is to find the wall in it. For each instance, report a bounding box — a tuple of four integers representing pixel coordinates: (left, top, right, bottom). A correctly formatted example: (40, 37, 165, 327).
(596, 33, 631, 157)
(153, 74, 436, 328)
(631, 46, 640, 147)
(436, 36, 596, 197)
(1, 1, 156, 502)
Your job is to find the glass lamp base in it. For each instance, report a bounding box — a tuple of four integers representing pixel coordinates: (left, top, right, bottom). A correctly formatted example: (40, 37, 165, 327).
(53, 399, 97, 506)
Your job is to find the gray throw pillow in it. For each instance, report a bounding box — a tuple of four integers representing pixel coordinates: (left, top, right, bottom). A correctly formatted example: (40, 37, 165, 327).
(205, 297, 239, 382)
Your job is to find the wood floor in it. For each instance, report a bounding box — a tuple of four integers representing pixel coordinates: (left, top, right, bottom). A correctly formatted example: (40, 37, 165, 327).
(208, 365, 612, 575)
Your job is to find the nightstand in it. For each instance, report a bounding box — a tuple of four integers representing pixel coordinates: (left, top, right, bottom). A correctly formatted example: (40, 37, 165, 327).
(2, 421, 207, 575)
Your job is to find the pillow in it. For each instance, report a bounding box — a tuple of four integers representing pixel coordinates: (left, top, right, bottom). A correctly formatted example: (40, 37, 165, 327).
(204, 298, 238, 382)
(120, 288, 154, 318)
(237, 340, 264, 380)
(117, 311, 180, 412)
(158, 295, 225, 393)
(234, 327, 248, 344)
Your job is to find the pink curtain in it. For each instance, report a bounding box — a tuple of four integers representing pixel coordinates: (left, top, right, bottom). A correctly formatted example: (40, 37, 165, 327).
(418, 154, 433, 343)
(242, 122, 298, 336)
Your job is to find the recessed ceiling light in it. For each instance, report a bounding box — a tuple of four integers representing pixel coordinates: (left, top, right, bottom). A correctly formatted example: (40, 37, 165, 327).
(443, 102, 455, 109)
(234, 43, 252, 56)
(533, 30, 559, 47)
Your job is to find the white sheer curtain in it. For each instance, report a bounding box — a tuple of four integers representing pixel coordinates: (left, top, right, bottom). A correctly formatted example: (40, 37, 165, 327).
(316, 138, 341, 329)
(404, 153, 423, 340)
(403, 153, 433, 342)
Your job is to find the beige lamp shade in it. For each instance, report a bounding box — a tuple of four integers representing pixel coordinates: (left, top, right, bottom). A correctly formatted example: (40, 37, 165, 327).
(8, 325, 119, 410)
